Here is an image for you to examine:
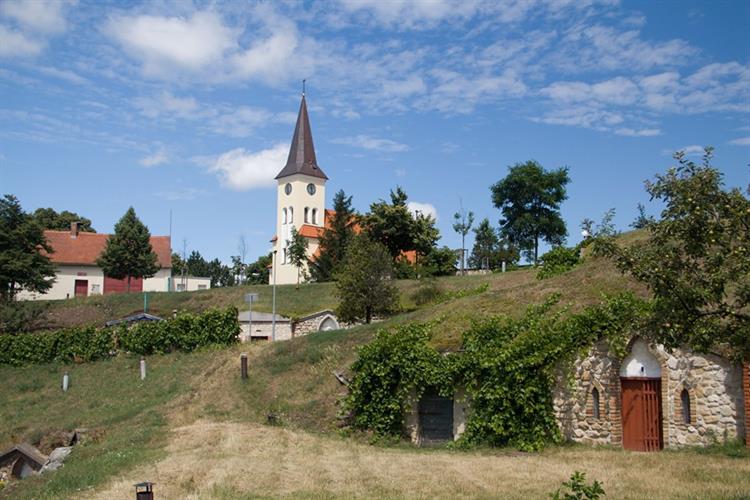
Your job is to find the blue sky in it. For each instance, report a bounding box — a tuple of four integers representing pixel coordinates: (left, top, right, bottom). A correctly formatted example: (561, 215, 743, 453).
(1, 0, 748, 264)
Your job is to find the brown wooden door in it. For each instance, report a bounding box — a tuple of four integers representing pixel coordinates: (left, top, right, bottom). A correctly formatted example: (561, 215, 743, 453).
(621, 378, 663, 451)
(103, 276, 143, 294)
(74, 279, 88, 297)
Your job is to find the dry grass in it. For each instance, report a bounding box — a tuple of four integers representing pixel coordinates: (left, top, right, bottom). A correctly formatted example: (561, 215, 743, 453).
(89, 420, 750, 499)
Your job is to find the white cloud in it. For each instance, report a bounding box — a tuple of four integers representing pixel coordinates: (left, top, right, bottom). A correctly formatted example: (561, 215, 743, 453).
(729, 136, 750, 146)
(154, 187, 205, 201)
(541, 77, 639, 106)
(140, 148, 168, 167)
(0, 25, 42, 57)
(394, 168, 406, 177)
(106, 11, 237, 76)
(0, 0, 69, 34)
(407, 201, 438, 221)
(614, 127, 661, 137)
(134, 92, 203, 119)
(207, 144, 287, 190)
(332, 134, 409, 152)
(36, 66, 87, 85)
(337, 0, 485, 29)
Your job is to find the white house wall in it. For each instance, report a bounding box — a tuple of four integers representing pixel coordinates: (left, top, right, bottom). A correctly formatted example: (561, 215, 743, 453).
(17, 265, 104, 301)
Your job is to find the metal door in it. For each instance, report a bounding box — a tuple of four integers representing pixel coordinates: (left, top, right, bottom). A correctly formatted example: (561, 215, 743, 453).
(621, 378, 662, 451)
(74, 279, 88, 297)
(419, 389, 453, 444)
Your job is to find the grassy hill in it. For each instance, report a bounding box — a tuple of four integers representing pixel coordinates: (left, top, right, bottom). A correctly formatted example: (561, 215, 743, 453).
(6, 233, 746, 498)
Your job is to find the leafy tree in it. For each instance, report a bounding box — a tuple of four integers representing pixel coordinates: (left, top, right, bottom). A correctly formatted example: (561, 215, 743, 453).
(491, 160, 570, 265)
(186, 250, 209, 277)
(469, 218, 520, 270)
(207, 258, 234, 287)
(310, 190, 356, 282)
(171, 252, 184, 272)
(630, 202, 655, 229)
(31, 207, 96, 233)
(335, 235, 399, 324)
(0, 195, 57, 301)
(421, 246, 458, 277)
(246, 254, 271, 284)
(288, 226, 309, 287)
(595, 148, 750, 360)
(96, 207, 159, 292)
(363, 187, 416, 259)
(452, 204, 474, 275)
(230, 255, 245, 284)
(581, 208, 618, 239)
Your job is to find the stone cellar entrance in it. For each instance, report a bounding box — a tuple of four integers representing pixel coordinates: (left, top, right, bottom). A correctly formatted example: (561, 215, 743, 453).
(620, 339, 663, 451)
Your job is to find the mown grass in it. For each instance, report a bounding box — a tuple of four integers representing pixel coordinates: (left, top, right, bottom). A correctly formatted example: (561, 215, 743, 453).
(0, 349, 217, 499)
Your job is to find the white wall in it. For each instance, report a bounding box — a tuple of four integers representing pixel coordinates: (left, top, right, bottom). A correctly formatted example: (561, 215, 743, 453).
(173, 275, 211, 292)
(17, 265, 104, 301)
(144, 268, 172, 292)
(239, 322, 292, 341)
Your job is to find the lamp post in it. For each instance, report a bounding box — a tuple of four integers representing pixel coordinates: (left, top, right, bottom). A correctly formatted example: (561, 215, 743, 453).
(272, 249, 277, 342)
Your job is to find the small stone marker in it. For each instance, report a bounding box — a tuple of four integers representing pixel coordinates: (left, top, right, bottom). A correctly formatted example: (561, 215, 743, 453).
(62, 372, 69, 392)
(240, 353, 248, 380)
(140, 357, 146, 380)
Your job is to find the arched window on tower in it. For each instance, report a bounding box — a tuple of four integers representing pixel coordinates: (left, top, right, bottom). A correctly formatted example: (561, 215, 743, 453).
(289, 207, 294, 224)
(282, 208, 287, 225)
(283, 247, 288, 265)
(591, 387, 600, 419)
(304, 207, 309, 223)
(681, 389, 691, 424)
(312, 208, 318, 225)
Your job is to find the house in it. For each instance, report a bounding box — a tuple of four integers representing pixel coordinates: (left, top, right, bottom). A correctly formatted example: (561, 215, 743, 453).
(405, 338, 749, 450)
(18, 222, 172, 300)
(173, 275, 212, 292)
(269, 93, 415, 285)
(238, 309, 340, 342)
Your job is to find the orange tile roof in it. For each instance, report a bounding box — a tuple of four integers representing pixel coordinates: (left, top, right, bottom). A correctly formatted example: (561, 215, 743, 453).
(43, 231, 172, 268)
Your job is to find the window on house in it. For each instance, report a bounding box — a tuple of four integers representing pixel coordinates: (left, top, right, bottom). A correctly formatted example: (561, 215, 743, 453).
(312, 208, 318, 225)
(289, 207, 294, 223)
(91, 284, 101, 295)
(176, 283, 186, 292)
(305, 207, 309, 223)
(681, 389, 691, 424)
(591, 387, 600, 419)
(198, 284, 207, 290)
(283, 247, 288, 265)
(282, 208, 287, 224)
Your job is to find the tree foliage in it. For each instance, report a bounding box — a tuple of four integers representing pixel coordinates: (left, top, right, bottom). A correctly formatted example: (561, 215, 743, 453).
(245, 253, 271, 284)
(469, 218, 519, 270)
(96, 207, 159, 292)
(491, 161, 570, 264)
(453, 205, 474, 274)
(335, 235, 399, 324)
(630, 202, 655, 230)
(420, 246, 458, 277)
(310, 190, 356, 282)
(595, 148, 750, 360)
(288, 226, 309, 286)
(0, 195, 56, 301)
(31, 207, 95, 233)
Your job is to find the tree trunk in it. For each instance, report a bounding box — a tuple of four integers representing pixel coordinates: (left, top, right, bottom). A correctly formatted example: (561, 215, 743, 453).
(366, 305, 372, 324)
(127, 275, 131, 292)
(296, 267, 300, 290)
(534, 236, 539, 266)
(461, 234, 465, 276)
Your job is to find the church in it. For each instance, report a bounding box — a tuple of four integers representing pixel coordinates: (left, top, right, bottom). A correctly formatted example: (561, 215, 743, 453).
(269, 94, 332, 285)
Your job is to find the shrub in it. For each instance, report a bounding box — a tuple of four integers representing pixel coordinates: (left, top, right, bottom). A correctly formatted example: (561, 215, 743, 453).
(537, 246, 581, 279)
(0, 306, 239, 365)
(409, 280, 444, 306)
(551, 471, 605, 500)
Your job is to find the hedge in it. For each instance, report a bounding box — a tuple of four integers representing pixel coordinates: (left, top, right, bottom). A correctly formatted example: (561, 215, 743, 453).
(0, 306, 239, 366)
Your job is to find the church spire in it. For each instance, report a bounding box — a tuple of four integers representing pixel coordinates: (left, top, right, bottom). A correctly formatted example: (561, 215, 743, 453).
(275, 93, 328, 180)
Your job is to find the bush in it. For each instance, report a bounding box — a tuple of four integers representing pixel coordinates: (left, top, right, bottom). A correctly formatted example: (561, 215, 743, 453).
(537, 246, 581, 279)
(409, 280, 444, 306)
(0, 307, 239, 365)
(551, 471, 605, 500)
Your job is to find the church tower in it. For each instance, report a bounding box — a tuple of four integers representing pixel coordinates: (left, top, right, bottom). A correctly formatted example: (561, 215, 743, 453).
(270, 94, 328, 285)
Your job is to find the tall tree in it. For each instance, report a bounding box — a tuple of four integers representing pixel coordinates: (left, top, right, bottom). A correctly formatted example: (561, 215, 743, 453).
(96, 207, 159, 292)
(31, 207, 96, 233)
(246, 253, 271, 284)
(469, 218, 499, 270)
(186, 250, 209, 277)
(0, 195, 57, 301)
(596, 148, 749, 360)
(413, 211, 440, 265)
(363, 187, 415, 259)
(288, 227, 309, 287)
(310, 190, 356, 282)
(452, 203, 474, 275)
(335, 235, 399, 324)
(491, 160, 570, 265)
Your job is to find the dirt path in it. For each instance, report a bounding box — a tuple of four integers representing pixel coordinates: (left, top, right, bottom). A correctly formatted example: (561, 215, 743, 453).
(90, 419, 750, 499)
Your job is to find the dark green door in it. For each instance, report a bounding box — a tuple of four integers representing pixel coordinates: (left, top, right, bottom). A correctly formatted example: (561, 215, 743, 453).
(419, 389, 453, 444)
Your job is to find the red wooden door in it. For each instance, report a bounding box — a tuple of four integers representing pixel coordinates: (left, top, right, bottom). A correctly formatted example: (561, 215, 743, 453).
(74, 279, 88, 297)
(621, 378, 663, 451)
(103, 276, 143, 294)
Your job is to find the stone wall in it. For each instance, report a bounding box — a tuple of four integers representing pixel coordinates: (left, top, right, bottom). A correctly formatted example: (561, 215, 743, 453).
(553, 339, 746, 448)
(239, 322, 292, 342)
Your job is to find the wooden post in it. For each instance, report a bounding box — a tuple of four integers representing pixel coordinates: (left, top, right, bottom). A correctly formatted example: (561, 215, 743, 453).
(240, 353, 248, 380)
(140, 357, 146, 380)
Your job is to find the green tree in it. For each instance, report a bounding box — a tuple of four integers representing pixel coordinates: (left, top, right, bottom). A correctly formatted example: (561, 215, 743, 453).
(288, 226, 309, 287)
(310, 190, 356, 282)
(595, 148, 750, 360)
(469, 218, 498, 270)
(246, 254, 271, 284)
(335, 235, 399, 324)
(207, 258, 234, 287)
(363, 187, 415, 259)
(186, 250, 209, 277)
(96, 207, 159, 292)
(630, 202, 655, 229)
(421, 246, 458, 277)
(453, 204, 474, 275)
(491, 160, 570, 265)
(0, 195, 57, 301)
(31, 207, 96, 232)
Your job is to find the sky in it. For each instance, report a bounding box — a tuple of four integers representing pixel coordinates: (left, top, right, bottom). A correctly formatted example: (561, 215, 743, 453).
(1, 0, 749, 264)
